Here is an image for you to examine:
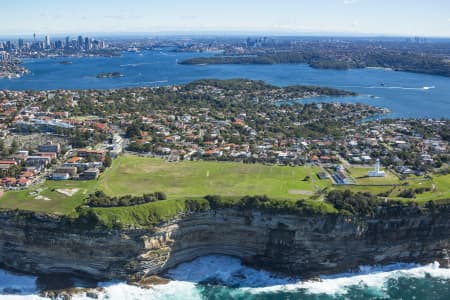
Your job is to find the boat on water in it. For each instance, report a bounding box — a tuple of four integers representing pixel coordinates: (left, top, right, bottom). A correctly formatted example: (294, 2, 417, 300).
(127, 47, 140, 53)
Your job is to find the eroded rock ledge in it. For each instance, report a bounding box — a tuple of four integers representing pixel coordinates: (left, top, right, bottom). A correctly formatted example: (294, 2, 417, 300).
(0, 208, 449, 281)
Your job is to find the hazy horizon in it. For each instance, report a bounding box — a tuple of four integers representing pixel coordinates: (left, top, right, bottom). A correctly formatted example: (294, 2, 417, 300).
(2, 0, 450, 38)
(3, 31, 450, 41)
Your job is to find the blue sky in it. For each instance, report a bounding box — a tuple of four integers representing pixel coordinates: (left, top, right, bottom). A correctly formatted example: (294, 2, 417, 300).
(2, 0, 450, 37)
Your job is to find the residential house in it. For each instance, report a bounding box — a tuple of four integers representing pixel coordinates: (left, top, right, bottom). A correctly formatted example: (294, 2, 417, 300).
(38, 143, 61, 154)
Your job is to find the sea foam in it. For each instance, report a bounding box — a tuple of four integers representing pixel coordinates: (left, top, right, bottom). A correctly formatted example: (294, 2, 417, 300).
(1, 256, 450, 299)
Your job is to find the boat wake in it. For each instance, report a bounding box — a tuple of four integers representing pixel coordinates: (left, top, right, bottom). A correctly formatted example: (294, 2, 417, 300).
(375, 85, 436, 91)
(341, 85, 436, 91)
(126, 80, 169, 86)
(120, 62, 155, 67)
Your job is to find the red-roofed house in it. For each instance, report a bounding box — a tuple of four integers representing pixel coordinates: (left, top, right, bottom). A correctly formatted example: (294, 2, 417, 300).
(0, 160, 17, 166)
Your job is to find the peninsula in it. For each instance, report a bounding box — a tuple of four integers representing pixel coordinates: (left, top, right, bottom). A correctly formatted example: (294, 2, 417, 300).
(179, 39, 450, 77)
(0, 79, 448, 289)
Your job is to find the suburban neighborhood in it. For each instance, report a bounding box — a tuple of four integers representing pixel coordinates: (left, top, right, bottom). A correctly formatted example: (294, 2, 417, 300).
(0, 80, 448, 201)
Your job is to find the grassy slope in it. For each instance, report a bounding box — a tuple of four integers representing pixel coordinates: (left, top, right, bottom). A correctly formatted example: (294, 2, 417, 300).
(91, 198, 192, 228)
(392, 174, 450, 203)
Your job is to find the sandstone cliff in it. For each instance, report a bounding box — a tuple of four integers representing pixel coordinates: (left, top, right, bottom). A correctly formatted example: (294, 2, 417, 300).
(0, 208, 449, 281)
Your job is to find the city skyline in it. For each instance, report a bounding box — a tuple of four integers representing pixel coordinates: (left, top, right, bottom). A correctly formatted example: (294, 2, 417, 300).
(2, 0, 450, 38)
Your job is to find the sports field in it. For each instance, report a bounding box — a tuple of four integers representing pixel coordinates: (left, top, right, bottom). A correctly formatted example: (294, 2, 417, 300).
(98, 155, 329, 199)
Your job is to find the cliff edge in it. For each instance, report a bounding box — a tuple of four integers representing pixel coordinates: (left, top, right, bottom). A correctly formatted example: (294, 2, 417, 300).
(0, 207, 449, 281)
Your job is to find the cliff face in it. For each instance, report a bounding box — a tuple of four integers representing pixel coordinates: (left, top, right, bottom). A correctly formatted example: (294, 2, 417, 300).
(0, 208, 449, 281)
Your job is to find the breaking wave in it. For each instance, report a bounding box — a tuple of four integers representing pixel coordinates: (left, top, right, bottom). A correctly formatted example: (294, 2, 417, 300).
(1, 255, 450, 299)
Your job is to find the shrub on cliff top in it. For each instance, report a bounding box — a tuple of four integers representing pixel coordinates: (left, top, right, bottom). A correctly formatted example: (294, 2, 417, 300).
(86, 191, 167, 207)
(326, 190, 380, 216)
(68, 209, 104, 230)
(203, 194, 338, 215)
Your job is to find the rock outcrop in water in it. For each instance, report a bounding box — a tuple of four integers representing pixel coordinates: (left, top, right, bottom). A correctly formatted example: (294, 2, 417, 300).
(0, 207, 449, 281)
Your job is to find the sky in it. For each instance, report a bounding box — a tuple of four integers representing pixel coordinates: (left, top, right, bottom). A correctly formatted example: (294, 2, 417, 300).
(2, 0, 450, 38)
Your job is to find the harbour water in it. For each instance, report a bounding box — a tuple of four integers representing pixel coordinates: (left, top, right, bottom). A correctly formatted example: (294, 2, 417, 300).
(0, 50, 449, 118)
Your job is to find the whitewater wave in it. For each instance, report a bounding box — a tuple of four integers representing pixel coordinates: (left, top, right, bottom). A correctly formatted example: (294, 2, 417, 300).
(165, 255, 294, 287)
(1, 256, 450, 299)
(247, 261, 450, 298)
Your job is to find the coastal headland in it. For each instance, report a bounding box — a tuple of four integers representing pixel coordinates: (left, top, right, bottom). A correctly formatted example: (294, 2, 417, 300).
(0, 205, 449, 283)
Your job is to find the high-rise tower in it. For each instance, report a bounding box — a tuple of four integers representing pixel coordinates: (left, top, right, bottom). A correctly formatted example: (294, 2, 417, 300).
(44, 35, 51, 48)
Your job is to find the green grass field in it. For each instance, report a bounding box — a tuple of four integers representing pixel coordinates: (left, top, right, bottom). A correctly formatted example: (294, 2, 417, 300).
(391, 174, 450, 203)
(347, 167, 400, 185)
(1, 155, 448, 215)
(98, 155, 329, 199)
(0, 180, 98, 214)
(0, 155, 331, 214)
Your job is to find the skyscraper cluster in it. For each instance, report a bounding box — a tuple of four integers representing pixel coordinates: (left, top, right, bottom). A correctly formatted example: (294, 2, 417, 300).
(0, 34, 107, 52)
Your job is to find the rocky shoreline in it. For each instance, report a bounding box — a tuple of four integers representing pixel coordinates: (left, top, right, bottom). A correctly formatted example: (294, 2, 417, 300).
(0, 207, 449, 287)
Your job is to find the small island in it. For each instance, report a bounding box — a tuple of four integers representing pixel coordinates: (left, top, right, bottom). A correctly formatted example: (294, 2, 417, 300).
(96, 72, 123, 78)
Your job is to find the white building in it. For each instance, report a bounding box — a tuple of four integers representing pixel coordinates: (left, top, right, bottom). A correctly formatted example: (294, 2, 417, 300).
(368, 158, 385, 177)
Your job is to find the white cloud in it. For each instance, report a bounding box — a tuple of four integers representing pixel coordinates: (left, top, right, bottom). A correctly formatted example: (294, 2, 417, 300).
(344, 0, 359, 4)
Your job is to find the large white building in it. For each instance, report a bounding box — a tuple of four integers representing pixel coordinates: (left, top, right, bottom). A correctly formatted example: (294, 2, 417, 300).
(368, 158, 385, 177)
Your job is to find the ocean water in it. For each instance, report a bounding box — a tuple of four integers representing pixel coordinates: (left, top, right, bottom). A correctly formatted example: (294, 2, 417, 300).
(0, 51, 450, 118)
(1, 255, 450, 299)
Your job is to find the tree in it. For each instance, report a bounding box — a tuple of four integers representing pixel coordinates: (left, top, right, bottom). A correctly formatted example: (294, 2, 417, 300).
(9, 139, 19, 155)
(154, 191, 167, 200)
(126, 122, 141, 138)
(104, 152, 112, 168)
(8, 165, 22, 177)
